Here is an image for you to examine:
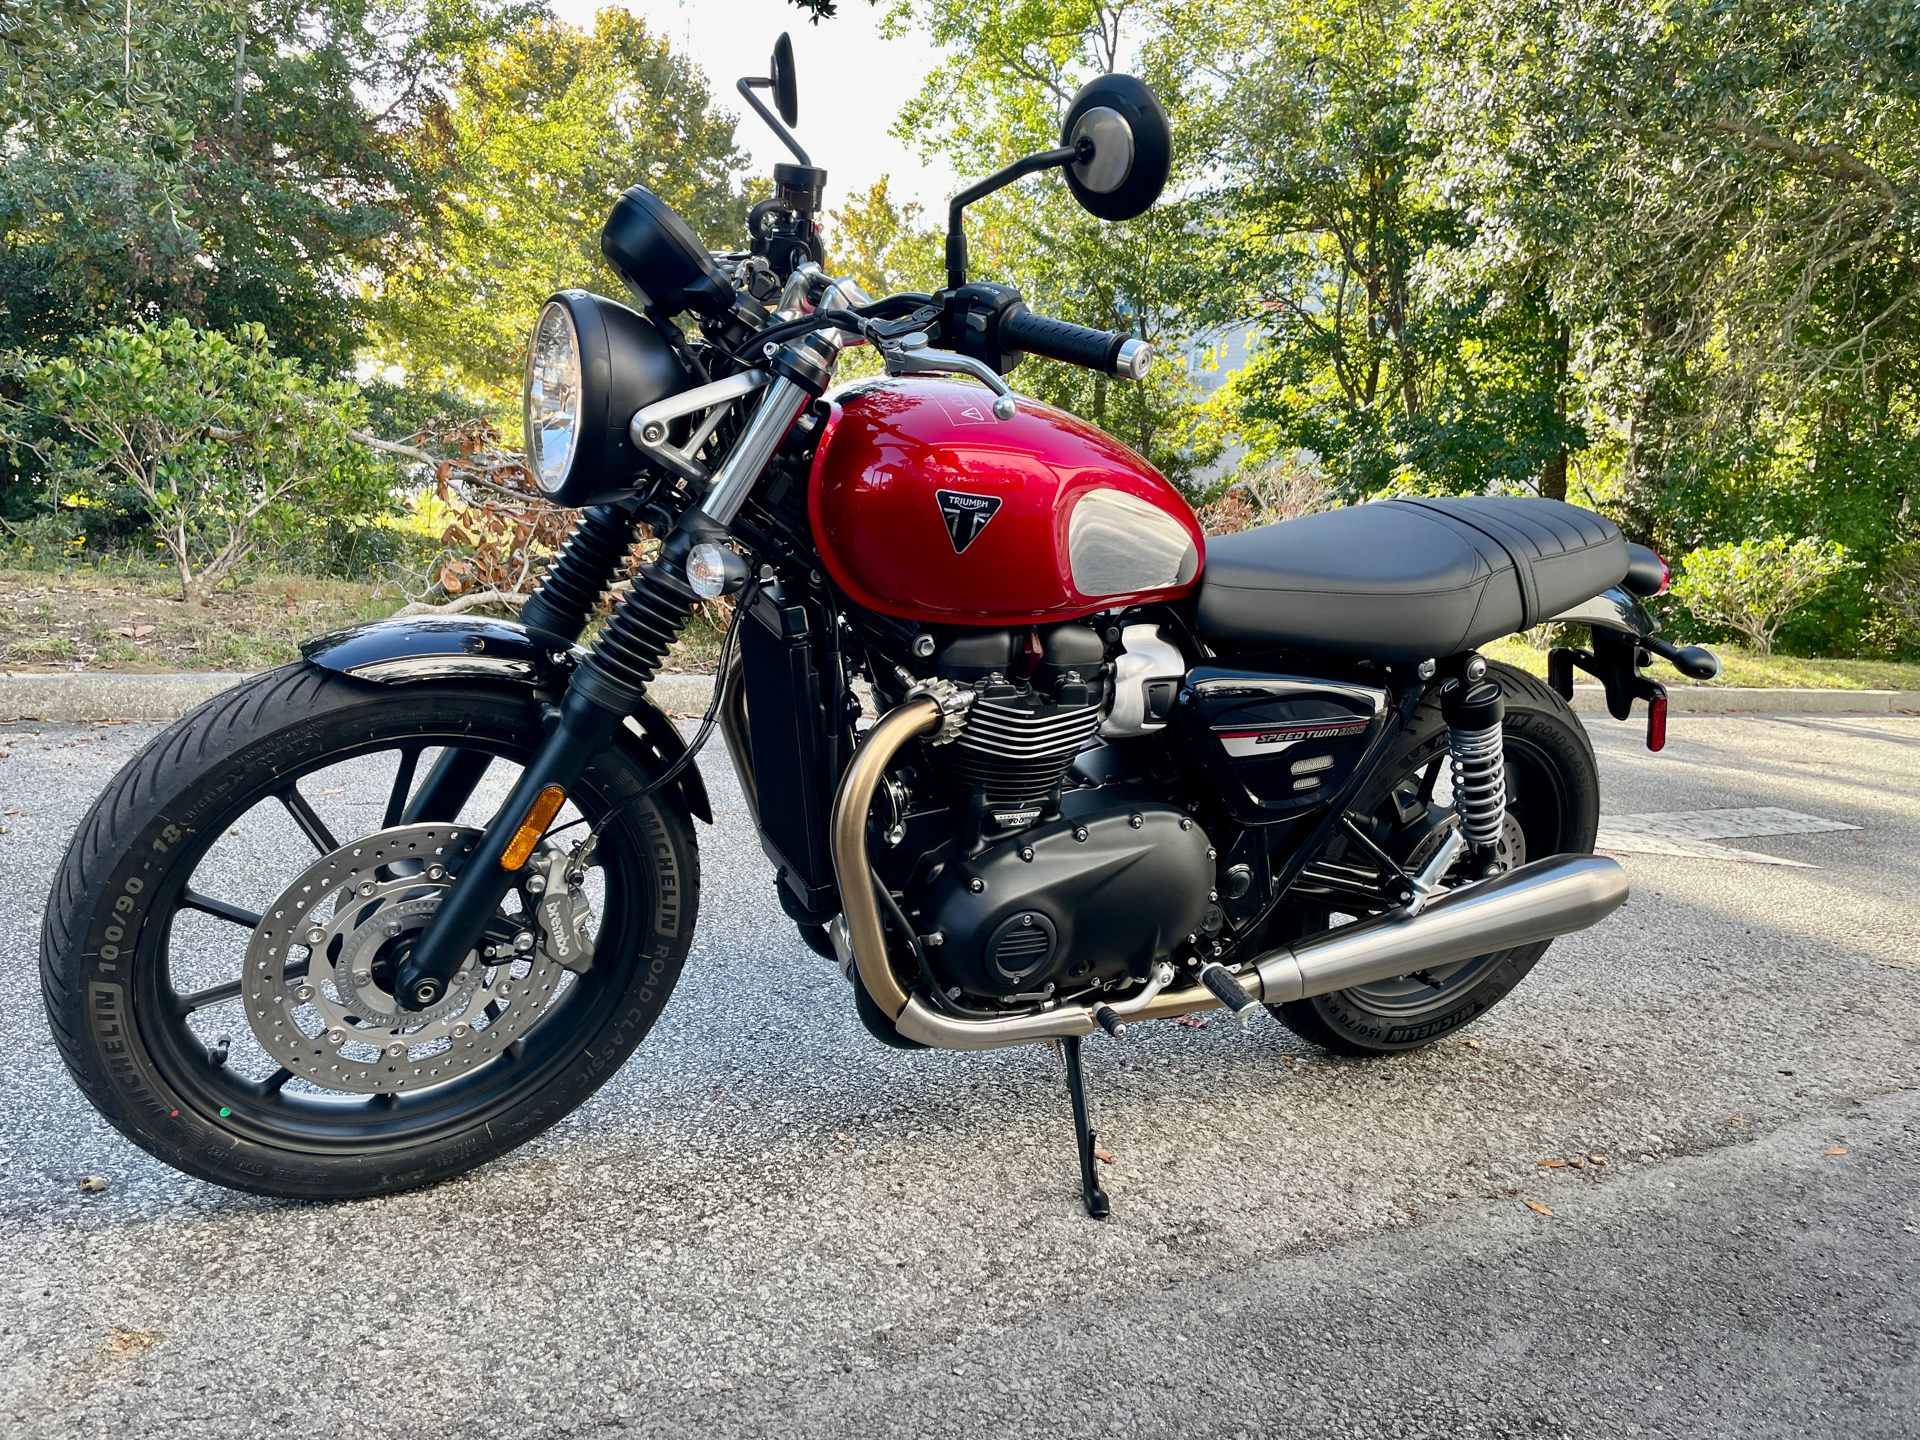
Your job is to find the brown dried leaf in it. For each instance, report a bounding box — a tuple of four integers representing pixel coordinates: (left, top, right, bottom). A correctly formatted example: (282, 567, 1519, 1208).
(1524, 1201, 1555, 1216)
(1093, 1146, 1114, 1165)
(1825, 1147, 1848, 1156)
(1459, 1038, 1482, 1050)
(1537, 1159, 1568, 1168)
(1173, 1015, 1208, 1029)
(103, 1326, 158, 1356)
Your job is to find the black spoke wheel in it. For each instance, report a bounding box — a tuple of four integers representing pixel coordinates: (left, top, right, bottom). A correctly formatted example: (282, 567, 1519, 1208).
(41, 664, 699, 1199)
(1269, 661, 1600, 1056)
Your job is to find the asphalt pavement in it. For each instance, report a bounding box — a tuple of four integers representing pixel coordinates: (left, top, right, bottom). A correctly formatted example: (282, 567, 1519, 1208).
(1, 704, 1916, 1438)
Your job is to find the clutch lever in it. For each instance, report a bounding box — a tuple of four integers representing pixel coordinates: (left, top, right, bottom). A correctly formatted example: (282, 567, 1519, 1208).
(879, 333, 1018, 420)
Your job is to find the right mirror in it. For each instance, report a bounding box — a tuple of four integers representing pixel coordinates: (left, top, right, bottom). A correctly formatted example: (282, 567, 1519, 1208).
(1059, 74, 1171, 222)
(771, 33, 798, 128)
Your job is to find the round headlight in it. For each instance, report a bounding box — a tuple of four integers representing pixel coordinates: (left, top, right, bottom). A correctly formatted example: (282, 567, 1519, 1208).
(524, 301, 583, 497)
(521, 290, 694, 507)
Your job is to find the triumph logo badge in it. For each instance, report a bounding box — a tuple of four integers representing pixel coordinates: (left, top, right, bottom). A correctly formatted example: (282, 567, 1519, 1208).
(935, 489, 1002, 554)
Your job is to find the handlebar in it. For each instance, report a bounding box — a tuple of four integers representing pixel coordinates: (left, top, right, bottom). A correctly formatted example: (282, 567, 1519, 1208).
(999, 308, 1154, 380)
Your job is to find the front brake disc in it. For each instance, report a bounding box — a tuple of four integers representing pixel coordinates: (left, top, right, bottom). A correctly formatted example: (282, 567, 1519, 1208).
(241, 823, 572, 1094)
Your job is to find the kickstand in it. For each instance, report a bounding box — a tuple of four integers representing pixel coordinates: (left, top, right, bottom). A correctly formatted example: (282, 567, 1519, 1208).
(1060, 1034, 1110, 1219)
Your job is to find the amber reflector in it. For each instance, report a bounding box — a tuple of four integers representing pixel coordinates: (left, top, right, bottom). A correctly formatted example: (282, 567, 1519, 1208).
(501, 785, 566, 870)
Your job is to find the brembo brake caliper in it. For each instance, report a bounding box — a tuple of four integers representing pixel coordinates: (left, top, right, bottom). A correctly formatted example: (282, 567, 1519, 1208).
(524, 841, 595, 975)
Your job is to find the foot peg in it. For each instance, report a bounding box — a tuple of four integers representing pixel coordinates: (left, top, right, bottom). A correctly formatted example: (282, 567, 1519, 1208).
(1091, 1003, 1127, 1038)
(1059, 1034, 1110, 1219)
(1198, 962, 1261, 1026)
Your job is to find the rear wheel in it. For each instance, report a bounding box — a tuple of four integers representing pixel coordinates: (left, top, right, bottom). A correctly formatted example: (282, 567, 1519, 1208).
(41, 664, 698, 1198)
(1270, 661, 1599, 1055)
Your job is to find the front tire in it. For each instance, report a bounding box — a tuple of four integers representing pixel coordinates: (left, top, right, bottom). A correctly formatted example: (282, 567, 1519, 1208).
(1270, 661, 1600, 1056)
(41, 664, 699, 1199)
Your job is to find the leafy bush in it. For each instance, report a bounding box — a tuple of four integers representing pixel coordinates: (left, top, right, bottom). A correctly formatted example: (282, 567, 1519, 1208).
(3, 321, 395, 601)
(1863, 540, 1920, 659)
(1197, 452, 1338, 535)
(1669, 537, 1858, 656)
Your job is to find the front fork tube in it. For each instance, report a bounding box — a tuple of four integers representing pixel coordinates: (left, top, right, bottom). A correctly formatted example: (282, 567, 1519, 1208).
(401, 747, 496, 825)
(396, 502, 647, 827)
(393, 684, 627, 1009)
(396, 349, 824, 1009)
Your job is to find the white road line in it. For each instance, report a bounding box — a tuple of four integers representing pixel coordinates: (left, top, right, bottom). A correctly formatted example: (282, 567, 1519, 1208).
(1594, 807, 1859, 867)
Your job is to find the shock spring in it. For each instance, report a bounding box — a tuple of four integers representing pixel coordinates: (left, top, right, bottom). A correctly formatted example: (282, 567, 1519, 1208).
(1442, 679, 1507, 850)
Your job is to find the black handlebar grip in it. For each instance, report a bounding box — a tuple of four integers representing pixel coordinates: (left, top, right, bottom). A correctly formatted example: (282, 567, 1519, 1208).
(1000, 308, 1153, 380)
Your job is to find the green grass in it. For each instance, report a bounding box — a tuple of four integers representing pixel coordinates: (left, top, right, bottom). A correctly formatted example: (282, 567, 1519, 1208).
(1485, 636, 1920, 691)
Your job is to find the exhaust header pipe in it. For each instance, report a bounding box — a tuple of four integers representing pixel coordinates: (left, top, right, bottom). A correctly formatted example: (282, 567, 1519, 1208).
(829, 700, 1628, 1054)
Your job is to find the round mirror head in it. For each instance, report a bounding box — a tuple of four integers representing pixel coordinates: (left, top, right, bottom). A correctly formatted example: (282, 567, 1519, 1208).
(1060, 74, 1171, 222)
(771, 33, 798, 127)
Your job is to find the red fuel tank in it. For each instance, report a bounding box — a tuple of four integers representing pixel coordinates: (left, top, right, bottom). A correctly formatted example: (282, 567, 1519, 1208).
(808, 377, 1204, 626)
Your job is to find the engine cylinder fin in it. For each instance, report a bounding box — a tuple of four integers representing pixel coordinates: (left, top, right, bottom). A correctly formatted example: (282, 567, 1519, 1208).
(949, 696, 1103, 805)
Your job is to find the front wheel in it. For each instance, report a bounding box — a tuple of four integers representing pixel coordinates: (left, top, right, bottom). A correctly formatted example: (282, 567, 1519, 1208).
(1270, 661, 1600, 1056)
(40, 664, 699, 1199)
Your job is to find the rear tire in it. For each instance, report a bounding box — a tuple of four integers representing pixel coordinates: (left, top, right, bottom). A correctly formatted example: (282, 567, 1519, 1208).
(1270, 661, 1599, 1056)
(41, 664, 699, 1199)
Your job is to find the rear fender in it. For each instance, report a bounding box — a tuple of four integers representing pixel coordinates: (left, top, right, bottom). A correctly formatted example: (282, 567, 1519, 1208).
(1543, 587, 1717, 745)
(300, 616, 712, 824)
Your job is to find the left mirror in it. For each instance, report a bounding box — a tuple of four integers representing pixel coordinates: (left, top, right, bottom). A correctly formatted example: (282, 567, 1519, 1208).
(1059, 74, 1171, 222)
(771, 33, 798, 127)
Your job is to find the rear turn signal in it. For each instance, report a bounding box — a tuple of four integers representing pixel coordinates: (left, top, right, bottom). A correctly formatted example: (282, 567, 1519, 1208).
(502, 785, 567, 870)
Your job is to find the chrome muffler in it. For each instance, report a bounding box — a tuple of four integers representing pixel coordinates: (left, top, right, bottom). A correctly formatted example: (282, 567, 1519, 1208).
(829, 700, 1629, 1053)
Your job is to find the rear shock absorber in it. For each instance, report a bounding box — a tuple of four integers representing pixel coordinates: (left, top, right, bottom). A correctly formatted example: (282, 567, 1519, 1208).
(1442, 672, 1507, 870)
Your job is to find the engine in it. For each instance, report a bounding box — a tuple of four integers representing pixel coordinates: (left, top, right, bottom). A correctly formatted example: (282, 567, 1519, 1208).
(873, 621, 1212, 1004)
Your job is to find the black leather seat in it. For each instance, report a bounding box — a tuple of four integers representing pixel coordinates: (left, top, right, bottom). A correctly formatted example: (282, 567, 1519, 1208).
(1195, 496, 1628, 662)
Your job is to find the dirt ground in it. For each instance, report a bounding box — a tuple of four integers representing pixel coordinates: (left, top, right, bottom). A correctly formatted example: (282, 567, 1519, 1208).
(0, 568, 724, 674)
(0, 570, 397, 673)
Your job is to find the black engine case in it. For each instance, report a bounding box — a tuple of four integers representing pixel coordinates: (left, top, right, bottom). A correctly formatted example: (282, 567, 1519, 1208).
(921, 791, 1213, 999)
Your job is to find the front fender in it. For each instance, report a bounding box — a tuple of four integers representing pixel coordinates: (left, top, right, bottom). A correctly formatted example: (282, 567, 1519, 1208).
(301, 616, 712, 824)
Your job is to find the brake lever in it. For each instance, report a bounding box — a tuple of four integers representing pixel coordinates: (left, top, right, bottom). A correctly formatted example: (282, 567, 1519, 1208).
(879, 332, 1018, 420)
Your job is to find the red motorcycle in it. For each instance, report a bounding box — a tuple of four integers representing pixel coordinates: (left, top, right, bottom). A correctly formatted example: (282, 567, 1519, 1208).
(42, 38, 1717, 1213)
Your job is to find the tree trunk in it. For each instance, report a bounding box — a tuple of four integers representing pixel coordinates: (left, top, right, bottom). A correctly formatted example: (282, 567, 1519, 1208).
(1540, 318, 1571, 501)
(1539, 449, 1568, 502)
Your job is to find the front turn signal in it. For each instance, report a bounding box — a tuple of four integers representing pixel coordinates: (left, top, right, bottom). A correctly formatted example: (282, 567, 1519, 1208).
(502, 785, 567, 870)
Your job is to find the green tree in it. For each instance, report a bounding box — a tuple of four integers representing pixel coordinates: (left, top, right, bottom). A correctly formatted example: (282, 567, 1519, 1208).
(3, 320, 394, 601)
(0, 0, 506, 372)
(1195, 0, 1583, 501)
(370, 8, 754, 399)
(1417, 0, 1920, 548)
(825, 177, 943, 299)
(882, 0, 1225, 491)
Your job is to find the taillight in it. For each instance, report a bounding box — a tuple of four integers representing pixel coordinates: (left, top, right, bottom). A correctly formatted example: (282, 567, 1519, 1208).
(1646, 693, 1668, 752)
(1653, 553, 1671, 596)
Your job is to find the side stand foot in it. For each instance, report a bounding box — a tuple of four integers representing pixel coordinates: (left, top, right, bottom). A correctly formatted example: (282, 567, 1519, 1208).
(1061, 1034, 1110, 1219)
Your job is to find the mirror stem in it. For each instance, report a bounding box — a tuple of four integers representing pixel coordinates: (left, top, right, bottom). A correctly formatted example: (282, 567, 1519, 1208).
(944, 142, 1084, 289)
(737, 77, 811, 166)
